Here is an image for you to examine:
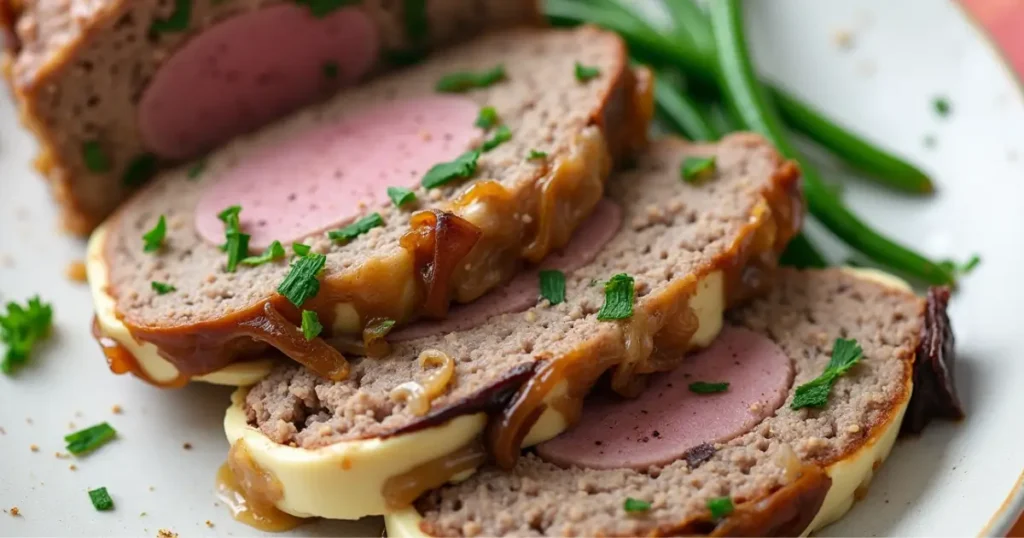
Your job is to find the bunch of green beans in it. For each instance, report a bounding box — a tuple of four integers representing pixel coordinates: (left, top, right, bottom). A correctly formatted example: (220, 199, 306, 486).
(547, 0, 965, 285)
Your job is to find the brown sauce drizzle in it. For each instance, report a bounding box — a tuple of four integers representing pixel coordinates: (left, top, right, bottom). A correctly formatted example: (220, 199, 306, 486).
(401, 210, 482, 319)
(237, 302, 349, 380)
(380, 441, 487, 510)
(216, 441, 304, 533)
(91, 317, 188, 388)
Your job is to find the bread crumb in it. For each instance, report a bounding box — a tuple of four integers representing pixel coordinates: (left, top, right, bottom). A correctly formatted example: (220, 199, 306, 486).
(55, 452, 69, 459)
(0, 253, 13, 268)
(847, 424, 861, 434)
(30, 444, 39, 452)
(524, 310, 537, 323)
(68, 422, 76, 430)
(182, 443, 193, 450)
(9, 507, 20, 516)
(69, 464, 77, 471)
(112, 405, 123, 415)
(65, 260, 87, 283)
(157, 530, 177, 538)
(0, 427, 5, 435)
(205, 520, 215, 528)
(748, 402, 763, 414)
(832, 29, 854, 50)
(26, 417, 33, 425)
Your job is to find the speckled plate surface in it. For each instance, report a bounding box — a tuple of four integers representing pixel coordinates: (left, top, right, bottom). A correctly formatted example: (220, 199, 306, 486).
(1, 0, 1022, 536)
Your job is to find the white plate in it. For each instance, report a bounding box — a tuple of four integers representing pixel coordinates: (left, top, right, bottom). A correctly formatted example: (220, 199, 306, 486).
(1, 0, 1022, 536)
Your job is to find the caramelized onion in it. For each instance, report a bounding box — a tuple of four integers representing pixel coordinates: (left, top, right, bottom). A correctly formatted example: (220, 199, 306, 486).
(362, 317, 395, 358)
(239, 302, 349, 381)
(390, 349, 456, 416)
(400, 210, 482, 319)
(381, 441, 487, 510)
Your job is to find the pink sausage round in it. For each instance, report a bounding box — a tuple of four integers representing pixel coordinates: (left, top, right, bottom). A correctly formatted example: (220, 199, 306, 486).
(535, 326, 794, 470)
(389, 199, 623, 342)
(139, 4, 380, 159)
(193, 96, 481, 250)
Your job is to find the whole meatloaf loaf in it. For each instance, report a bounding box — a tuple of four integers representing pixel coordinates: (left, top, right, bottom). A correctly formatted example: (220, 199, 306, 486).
(86, 26, 653, 388)
(391, 268, 963, 537)
(0, 0, 540, 234)
(219, 135, 803, 521)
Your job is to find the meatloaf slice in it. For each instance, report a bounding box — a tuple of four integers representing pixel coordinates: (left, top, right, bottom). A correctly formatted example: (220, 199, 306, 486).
(1, 0, 540, 234)
(88, 26, 653, 386)
(405, 268, 958, 537)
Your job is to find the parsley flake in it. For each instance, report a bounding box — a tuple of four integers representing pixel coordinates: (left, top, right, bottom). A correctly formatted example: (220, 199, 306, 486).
(0, 296, 53, 375)
(481, 125, 512, 152)
(322, 61, 339, 80)
(82, 141, 111, 173)
(301, 310, 323, 341)
(597, 273, 634, 321)
(707, 497, 734, 519)
(387, 186, 417, 208)
(475, 106, 499, 130)
(435, 65, 506, 93)
(292, 243, 312, 256)
(939, 254, 981, 277)
(293, 0, 357, 18)
(186, 159, 206, 180)
(933, 96, 952, 117)
(241, 240, 286, 266)
(151, 281, 176, 295)
(527, 149, 548, 161)
(328, 213, 384, 243)
(217, 206, 250, 272)
(623, 497, 651, 513)
(681, 156, 716, 183)
(277, 253, 327, 307)
(122, 153, 159, 187)
(403, 0, 428, 43)
(689, 381, 729, 394)
(791, 338, 863, 410)
(539, 270, 566, 305)
(150, 0, 191, 34)
(88, 487, 114, 511)
(65, 422, 117, 455)
(142, 215, 167, 253)
(421, 150, 480, 189)
(574, 62, 601, 82)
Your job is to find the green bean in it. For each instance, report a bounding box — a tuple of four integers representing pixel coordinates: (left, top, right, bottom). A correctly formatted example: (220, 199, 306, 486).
(708, 0, 954, 285)
(779, 233, 829, 269)
(654, 74, 716, 142)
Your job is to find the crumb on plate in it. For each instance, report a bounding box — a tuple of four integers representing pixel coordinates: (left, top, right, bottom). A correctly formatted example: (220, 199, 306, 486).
(30, 444, 39, 452)
(157, 529, 177, 538)
(9, 507, 20, 516)
(183, 443, 192, 450)
(65, 260, 88, 283)
(112, 405, 123, 414)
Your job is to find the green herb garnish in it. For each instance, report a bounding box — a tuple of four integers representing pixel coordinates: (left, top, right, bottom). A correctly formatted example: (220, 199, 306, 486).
(574, 62, 601, 82)
(294, 0, 358, 18)
(481, 125, 512, 152)
(223, 231, 250, 273)
(689, 381, 729, 394)
(707, 497, 734, 520)
(387, 186, 417, 208)
(88, 487, 114, 511)
(82, 141, 111, 173)
(475, 106, 499, 130)
(328, 213, 384, 243)
(791, 338, 863, 410)
(322, 61, 339, 80)
(151, 281, 176, 295)
(292, 243, 312, 256)
(301, 310, 323, 341)
(65, 422, 116, 455)
(933, 96, 951, 117)
(596, 273, 634, 321)
(403, 0, 428, 43)
(186, 159, 206, 180)
(277, 253, 327, 307)
(0, 296, 53, 375)
(623, 497, 651, 513)
(421, 150, 480, 189)
(939, 254, 981, 277)
(681, 156, 716, 183)
(527, 149, 548, 160)
(435, 65, 506, 92)
(142, 215, 167, 253)
(218, 205, 242, 229)
(150, 0, 191, 34)
(539, 270, 566, 305)
(122, 153, 159, 187)
(241, 240, 286, 266)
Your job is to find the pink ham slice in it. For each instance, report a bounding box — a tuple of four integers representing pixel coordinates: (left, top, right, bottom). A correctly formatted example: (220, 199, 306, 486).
(535, 326, 794, 470)
(139, 4, 381, 160)
(193, 96, 481, 250)
(390, 200, 623, 342)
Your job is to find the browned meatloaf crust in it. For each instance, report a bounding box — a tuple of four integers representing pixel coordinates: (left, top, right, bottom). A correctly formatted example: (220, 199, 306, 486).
(242, 135, 803, 464)
(414, 268, 950, 537)
(93, 26, 653, 385)
(0, 0, 540, 234)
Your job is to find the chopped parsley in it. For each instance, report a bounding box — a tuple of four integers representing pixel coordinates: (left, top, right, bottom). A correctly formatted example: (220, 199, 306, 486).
(277, 252, 327, 307)
(574, 62, 601, 82)
(322, 61, 339, 80)
(82, 141, 111, 173)
(241, 240, 286, 266)
(142, 215, 167, 253)
(186, 159, 206, 180)
(596, 273, 634, 321)
(933, 96, 952, 117)
(151, 281, 176, 295)
(292, 243, 312, 256)
(791, 338, 863, 410)
(328, 213, 384, 242)
(387, 186, 417, 208)
(475, 106, 499, 130)
(481, 125, 512, 152)
(294, 0, 359, 18)
(403, 0, 428, 43)
(939, 254, 981, 277)
(707, 496, 734, 519)
(539, 270, 566, 305)
(122, 153, 159, 187)
(421, 150, 480, 189)
(527, 149, 548, 160)
(681, 156, 716, 183)
(435, 65, 506, 93)
(150, 0, 191, 34)
(301, 310, 323, 341)
(65, 422, 117, 455)
(689, 381, 729, 394)
(218, 206, 250, 272)
(218, 205, 242, 229)
(623, 497, 651, 513)
(0, 296, 53, 375)
(88, 487, 114, 511)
